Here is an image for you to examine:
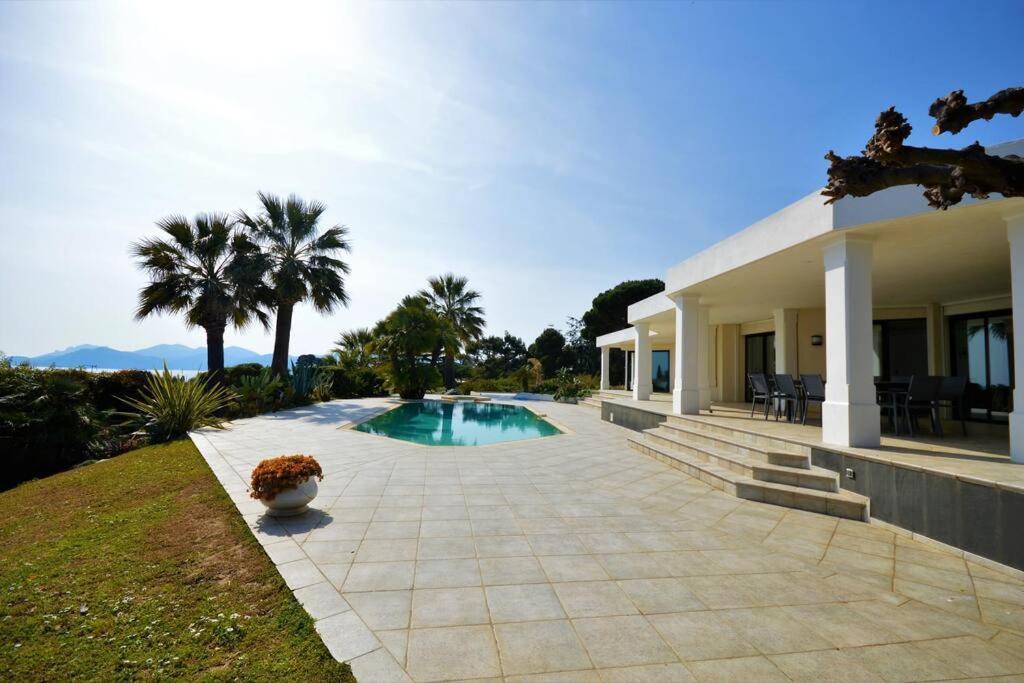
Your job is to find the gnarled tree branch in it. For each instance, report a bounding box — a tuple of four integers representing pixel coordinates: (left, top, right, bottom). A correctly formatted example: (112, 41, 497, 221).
(823, 86, 1024, 210)
(929, 88, 1024, 135)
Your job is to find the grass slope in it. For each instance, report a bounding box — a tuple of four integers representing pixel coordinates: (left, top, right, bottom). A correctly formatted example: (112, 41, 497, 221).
(0, 440, 354, 681)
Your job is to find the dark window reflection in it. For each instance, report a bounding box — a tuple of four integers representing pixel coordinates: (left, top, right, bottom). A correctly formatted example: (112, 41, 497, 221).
(950, 311, 1013, 423)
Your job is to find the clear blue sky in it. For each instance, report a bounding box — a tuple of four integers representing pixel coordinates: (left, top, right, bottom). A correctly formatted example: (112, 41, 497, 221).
(1, 1, 1022, 357)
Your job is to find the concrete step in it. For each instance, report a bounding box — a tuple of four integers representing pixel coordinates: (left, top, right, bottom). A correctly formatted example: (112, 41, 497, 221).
(655, 421, 810, 470)
(628, 436, 868, 521)
(665, 414, 809, 456)
(643, 427, 837, 492)
(579, 397, 603, 409)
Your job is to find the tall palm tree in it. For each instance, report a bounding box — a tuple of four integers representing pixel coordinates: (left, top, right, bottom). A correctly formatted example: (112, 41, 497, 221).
(131, 213, 271, 379)
(238, 192, 352, 377)
(419, 273, 485, 389)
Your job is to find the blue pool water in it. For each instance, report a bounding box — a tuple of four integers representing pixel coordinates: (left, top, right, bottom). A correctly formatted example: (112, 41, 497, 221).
(354, 400, 561, 446)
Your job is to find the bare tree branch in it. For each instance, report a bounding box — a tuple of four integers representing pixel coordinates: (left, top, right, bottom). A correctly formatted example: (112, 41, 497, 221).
(929, 88, 1024, 135)
(823, 87, 1024, 210)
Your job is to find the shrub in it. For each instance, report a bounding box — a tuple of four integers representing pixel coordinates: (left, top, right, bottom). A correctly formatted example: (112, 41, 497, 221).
(532, 379, 560, 395)
(326, 366, 386, 399)
(92, 369, 152, 411)
(121, 365, 237, 441)
(236, 368, 284, 416)
(0, 363, 103, 488)
(456, 377, 521, 394)
(249, 455, 323, 502)
(552, 368, 592, 401)
(223, 363, 265, 386)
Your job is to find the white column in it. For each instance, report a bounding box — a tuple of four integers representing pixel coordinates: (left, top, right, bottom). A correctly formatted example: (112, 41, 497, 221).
(672, 294, 700, 414)
(633, 323, 652, 401)
(624, 350, 631, 390)
(822, 237, 881, 447)
(599, 347, 610, 390)
(698, 306, 712, 410)
(773, 308, 799, 374)
(1006, 212, 1024, 463)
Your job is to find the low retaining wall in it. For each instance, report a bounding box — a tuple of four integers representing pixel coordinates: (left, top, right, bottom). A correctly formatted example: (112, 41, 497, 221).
(601, 401, 667, 432)
(811, 448, 1024, 572)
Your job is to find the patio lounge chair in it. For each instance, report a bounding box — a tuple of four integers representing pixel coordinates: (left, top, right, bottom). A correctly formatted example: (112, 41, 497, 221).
(773, 374, 801, 422)
(799, 374, 826, 425)
(748, 373, 773, 420)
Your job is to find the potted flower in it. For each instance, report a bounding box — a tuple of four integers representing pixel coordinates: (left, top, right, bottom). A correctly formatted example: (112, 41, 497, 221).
(250, 454, 323, 516)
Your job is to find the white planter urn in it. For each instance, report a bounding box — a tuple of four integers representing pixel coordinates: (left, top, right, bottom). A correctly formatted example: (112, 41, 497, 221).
(260, 476, 319, 517)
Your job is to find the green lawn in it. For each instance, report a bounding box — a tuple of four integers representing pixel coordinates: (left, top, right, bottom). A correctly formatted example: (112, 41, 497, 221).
(0, 440, 354, 681)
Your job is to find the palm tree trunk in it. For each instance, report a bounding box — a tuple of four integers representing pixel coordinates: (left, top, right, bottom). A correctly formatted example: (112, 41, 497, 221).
(443, 349, 456, 389)
(271, 303, 293, 378)
(205, 323, 226, 383)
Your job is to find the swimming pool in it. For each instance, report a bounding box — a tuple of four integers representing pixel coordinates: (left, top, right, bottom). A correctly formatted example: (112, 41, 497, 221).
(354, 400, 561, 446)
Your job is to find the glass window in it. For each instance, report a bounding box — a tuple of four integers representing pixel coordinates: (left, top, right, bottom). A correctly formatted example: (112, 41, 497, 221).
(949, 311, 1013, 423)
(652, 351, 670, 393)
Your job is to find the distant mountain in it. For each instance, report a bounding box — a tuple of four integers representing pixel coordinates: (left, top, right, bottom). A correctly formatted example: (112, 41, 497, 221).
(8, 344, 294, 371)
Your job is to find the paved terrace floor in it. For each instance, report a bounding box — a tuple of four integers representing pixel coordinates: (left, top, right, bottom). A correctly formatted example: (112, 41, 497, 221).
(598, 391, 1023, 488)
(191, 398, 1024, 682)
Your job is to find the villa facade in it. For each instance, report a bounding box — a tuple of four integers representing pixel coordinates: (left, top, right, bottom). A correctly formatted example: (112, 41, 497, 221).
(596, 139, 1024, 463)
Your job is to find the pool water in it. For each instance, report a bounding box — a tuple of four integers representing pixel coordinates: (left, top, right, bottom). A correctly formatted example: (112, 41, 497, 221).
(354, 400, 561, 446)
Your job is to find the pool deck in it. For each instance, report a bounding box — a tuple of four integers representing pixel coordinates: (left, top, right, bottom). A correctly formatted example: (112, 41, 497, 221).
(191, 397, 1024, 682)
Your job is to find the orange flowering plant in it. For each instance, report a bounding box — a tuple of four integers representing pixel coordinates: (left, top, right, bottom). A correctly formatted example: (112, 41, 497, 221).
(250, 455, 323, 502)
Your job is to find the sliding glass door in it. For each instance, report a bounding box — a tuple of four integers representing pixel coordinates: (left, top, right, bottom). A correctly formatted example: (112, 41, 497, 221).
(950, 311, 1013, 422)
(871, 319, 927, 381)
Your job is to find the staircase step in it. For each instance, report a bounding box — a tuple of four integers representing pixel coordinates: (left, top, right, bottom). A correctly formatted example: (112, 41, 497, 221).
(654, 421, 810, 470)
(579, 397, 603, 409)
(643, 428, 837, 492)
(665, 414, 808, 456)
(628, 436, 868, 521)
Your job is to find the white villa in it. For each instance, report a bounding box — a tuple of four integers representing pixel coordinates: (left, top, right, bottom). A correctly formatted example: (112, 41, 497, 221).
(596, 139, 1024, 463)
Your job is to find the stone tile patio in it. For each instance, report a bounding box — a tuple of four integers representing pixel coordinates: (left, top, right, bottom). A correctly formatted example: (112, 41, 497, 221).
(191, 398, 1024, 682)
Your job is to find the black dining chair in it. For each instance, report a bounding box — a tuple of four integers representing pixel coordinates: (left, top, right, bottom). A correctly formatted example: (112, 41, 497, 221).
(799, 374, 826, 425)
(773, 374, 802, 423)
(900, 375, 943, 437)
(936, 375, 968, 436)
(748, 373, 773, 420)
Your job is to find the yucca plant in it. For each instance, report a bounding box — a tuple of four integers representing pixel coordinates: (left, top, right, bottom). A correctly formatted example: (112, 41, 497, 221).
(121, 365, 236, 441)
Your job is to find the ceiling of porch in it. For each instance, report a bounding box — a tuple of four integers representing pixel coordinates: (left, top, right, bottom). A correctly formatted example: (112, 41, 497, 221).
(685, 199, 1020, 325)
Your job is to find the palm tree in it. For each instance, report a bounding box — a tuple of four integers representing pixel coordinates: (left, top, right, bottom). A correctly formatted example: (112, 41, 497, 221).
(131, 213, 270, 380)
(333, 327, 374, 366)
(238, 193, 352, 377)
(369, 295, 443, 399)
(419, 273, 485, 389)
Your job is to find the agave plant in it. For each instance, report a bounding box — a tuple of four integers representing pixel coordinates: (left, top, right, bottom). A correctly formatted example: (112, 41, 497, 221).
(310, 370, 334, 403)
(121, 365, 236, 441)
(237, 368, 284, 415)
(290, 362, 319, 402)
